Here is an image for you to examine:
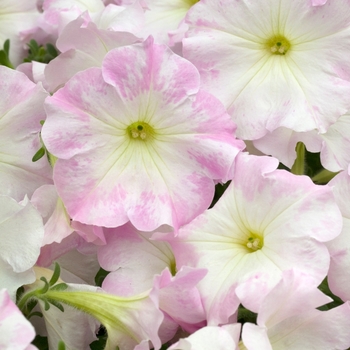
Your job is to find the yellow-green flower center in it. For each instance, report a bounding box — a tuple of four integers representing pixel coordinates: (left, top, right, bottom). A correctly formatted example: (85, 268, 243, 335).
(184, 0, 200, 6)
(127, 121, 155, 141)
(265, 35, 291, 55)
(246, 233, 264, 252)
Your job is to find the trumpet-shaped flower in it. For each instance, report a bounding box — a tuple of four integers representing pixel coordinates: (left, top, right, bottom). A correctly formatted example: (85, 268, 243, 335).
(40, 283, 163, 350)
(183, 0, 350, 139)
(162, 153, 342, 325)
(42, 36, 244, 231)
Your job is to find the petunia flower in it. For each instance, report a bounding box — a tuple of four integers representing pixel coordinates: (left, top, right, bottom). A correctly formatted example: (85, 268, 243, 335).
(162, 153, 342, 325)
(42, 36, 244, 231)
(183, 0, 350, 140)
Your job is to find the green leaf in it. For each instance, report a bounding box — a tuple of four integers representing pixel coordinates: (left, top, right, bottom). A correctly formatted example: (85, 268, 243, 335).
(48, 299, 65, 312)
(49, 262, 61, 286)
(237, 304, 257, 324)
(26, 299, 38, 313)
(16, 286, 25, 303)
(210, 180, 231, 208)
(47, 43, 58, 57)
(32, 147, 46, 162)
(312, 169, 339, 184)
(39, 277, 50, 294)
(89, 329, 107, 350)
(43, 299, 51, 311)
(318, 277, 344, 311)
(94, 268, 109, 287)
(0, 39, 14, 68)
(28, 39, 39, 54)
(3, 39, 10, 55)
(58, 340, 66, 350)
(32, 335, 49, 350)
(24, 39, 58, 64)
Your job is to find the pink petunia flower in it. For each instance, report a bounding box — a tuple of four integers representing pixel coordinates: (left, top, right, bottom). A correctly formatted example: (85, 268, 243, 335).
(42, 36, 244, 231)
(183, 0, 350, 140)
(162, 153, 342, 325)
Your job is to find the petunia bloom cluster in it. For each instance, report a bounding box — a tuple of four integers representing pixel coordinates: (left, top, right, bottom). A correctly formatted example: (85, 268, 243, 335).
(2, 0, 350, 349)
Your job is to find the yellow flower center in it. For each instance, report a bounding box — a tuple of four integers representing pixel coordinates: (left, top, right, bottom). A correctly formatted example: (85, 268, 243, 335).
(265, 35, 291, 55)
(184, 0, 200, 6)
(127, 121, 155, 141)
(246, 232, 264, 252)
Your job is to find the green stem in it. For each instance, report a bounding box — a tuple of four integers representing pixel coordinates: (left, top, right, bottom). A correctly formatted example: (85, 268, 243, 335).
(17, 289, 40, 312)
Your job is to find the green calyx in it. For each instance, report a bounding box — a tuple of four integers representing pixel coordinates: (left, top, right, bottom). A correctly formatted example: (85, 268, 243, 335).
(127, 121, 155, 141)
(17, 264, 68, 319)
(265, 35, 291, 55)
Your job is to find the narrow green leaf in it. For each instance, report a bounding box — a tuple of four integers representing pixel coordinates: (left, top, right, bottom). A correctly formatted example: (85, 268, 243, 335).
(58, 341, 66, 350)
(49, 262, 61, 286)
(3, 39, 10, 55)
(48, 299, 65, 312)
(46, 43, 58, 57)
(16, 286, 25, 304)
(39, 277, 50, 294)
(38, 46, 46, 57)
(32, 335, 49, 350)
(26, 299, 38, 313)
(32, 147, 46, 162)
(312, 169, 339, 184)
(28, 39, 39, 54)
(43, 300, 50, 311)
